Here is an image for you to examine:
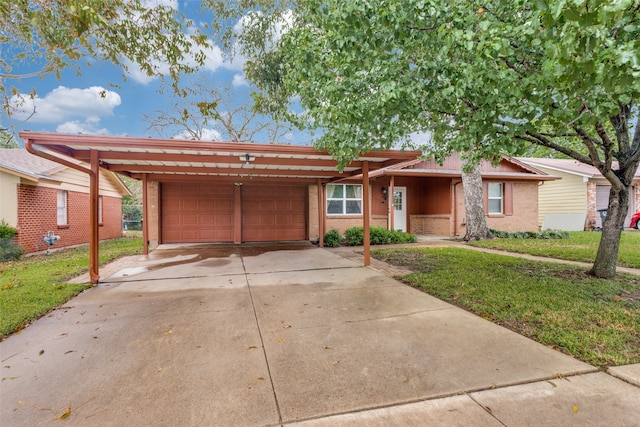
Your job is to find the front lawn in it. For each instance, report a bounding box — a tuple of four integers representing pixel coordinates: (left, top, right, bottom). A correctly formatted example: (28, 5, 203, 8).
(0, 236, 143, 338)
(373, 247, 640, 368)
(469, 231, 640, 269)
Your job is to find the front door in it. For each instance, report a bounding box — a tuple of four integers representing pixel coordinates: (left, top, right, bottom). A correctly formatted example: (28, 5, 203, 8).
(392, 187, 407, 232)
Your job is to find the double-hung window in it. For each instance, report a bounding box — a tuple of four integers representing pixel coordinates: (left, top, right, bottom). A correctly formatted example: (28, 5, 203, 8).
(57, 190, 68, 225)
(326, 184, 362, 215)
(487, 183, 503, 214)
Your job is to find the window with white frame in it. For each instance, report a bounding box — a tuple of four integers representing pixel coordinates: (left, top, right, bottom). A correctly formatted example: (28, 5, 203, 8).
(57, 190, 68, 225)
(487, 183, 503, 214)
(326, 184, 362, 215)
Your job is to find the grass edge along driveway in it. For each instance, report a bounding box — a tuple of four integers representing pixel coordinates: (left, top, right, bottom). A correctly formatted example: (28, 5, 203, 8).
(372, 246, 640, 369)
(0, 236, 142, 339)
(469, 231, 640, 269)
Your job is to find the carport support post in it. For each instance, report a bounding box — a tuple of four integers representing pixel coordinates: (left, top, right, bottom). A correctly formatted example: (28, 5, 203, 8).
(389, 176, 395, 231)
(363, 161, 370, 266)
(89, 150, 100, 283)
(142, 173, 149, 255)
(317, 179, 324, 247)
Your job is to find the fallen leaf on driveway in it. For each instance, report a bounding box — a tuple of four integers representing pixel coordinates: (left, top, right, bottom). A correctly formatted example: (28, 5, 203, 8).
(247, 346, 258, 350)
(573, 405, 579, 413)
(57, 406, 71, 419)
(277, 338, 286, 343)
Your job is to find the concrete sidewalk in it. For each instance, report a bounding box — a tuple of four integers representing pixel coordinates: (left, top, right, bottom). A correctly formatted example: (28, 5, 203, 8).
(1, 243, 639, 426)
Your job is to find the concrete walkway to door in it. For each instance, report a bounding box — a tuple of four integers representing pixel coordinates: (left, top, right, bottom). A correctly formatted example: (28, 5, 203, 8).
(1, 242, 639, 426)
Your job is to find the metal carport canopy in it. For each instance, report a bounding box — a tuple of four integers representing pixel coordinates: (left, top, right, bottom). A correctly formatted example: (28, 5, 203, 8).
(20, 132, 421, 282)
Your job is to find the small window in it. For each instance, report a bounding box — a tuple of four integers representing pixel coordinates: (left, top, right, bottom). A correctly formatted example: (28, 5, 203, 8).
(57, 190, 68, 225)
(487, 183, 503, 214)
(98, 196, 103, 224)
(327, 184, 362, 215)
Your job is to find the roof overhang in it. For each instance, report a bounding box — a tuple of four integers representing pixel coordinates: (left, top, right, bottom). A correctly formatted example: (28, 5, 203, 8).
(20, 132, 422, 182)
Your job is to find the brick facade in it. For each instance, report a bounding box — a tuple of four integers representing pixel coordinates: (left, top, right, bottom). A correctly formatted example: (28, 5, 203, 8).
(586, 181, 598, 229)
(16, 184, 122, 253)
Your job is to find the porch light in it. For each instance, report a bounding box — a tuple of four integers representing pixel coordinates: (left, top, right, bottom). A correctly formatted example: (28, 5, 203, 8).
(240, 154, 256, 164)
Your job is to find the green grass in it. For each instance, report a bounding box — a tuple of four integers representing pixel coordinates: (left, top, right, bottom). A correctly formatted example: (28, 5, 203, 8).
(468, 231, 640, 269)
(372, 247, 640, 368)
(0, 236, 143, 338)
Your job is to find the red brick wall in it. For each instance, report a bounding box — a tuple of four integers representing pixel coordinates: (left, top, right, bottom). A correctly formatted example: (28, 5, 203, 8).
(16, 184, 122, 253)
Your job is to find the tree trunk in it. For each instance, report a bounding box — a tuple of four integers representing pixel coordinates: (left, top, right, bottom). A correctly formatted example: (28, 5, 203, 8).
(590, 185, 628, 279)
(462, 161, 493, 241)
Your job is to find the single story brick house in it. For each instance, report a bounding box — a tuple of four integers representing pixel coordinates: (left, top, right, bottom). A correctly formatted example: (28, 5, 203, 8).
(0, 148, 130, 254)
(20, 132, 552, 281)
(329, 153, 556, 237)
(518, 158, 640, 231)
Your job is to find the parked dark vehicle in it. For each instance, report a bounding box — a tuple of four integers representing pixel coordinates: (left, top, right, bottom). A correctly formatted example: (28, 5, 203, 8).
(631, 212, 640, 229)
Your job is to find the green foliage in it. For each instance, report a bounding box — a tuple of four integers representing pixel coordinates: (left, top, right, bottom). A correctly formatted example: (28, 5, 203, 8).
(344, 226, 417, 246)
(471, 231, 640, 270)
(0, 220, 18, 239)
(373, 247, 640, 368)
(0, 221, 22, 261)
(2, 0, 210, 116)
(344, 227, 365, 246)
(322, 229, 342, 247)
(490, 229, 569, 239)
(0, 236, 143, 337)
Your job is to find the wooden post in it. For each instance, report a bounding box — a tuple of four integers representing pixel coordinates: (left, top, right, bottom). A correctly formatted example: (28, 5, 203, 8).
(389, 176, 395, 231)
(89, 150, 100, 283)
(142, 174, 149, 255)
(317, 179, 324, 247)
(234, 183, 242, 243)
(363, 161, 370, 266)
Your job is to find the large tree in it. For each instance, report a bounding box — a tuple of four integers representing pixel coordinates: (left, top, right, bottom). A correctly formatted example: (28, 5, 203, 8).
(143, 78, 292, 142)
(1, 0, 209, 120)
(216, 0, 639, 278)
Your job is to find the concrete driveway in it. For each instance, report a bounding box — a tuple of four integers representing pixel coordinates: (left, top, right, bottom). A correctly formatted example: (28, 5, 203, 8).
(2, 242, 639, 426)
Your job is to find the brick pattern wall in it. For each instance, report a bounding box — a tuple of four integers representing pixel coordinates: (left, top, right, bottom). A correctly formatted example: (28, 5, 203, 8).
(636, 185, 640, 212)
(16, 184, 122, 254)
(410, 215, 452, 235)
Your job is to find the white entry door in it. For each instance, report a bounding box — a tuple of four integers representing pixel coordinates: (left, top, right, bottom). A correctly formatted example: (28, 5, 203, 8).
(392, 187, 407, 232)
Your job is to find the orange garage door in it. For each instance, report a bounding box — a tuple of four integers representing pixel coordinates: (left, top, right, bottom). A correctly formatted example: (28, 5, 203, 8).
(161, 182, 234, 243)
(161, 182, 307, 243)
(242, 183, 307, 241)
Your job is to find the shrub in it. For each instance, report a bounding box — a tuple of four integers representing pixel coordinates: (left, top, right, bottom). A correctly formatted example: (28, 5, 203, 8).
(344, 227, 364, 246)
(0, 220, 23, 261)
(323, 229, 342, 247)
(0, 220, 18, 239)
(344, 226, 418, 246)
(489, 228, 569, 239)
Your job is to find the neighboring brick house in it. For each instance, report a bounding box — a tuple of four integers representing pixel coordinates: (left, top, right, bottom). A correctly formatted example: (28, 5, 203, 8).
(0, 149, 130, 254)
(325, 153, 555, 237)
(518, 158, 640, 231)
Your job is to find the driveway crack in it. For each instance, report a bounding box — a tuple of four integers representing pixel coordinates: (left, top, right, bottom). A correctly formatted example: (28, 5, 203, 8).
(242, 257, 283, 425)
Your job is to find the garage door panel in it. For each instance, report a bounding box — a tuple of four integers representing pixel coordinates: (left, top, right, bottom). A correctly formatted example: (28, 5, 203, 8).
(162, 182, 234, 243)
(242, 183, 307, 242)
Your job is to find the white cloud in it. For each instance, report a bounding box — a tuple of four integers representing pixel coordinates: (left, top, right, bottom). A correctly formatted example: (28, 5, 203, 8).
(232, 74, 249, 87)
(56, 118, 109, 135)
(9, 86, 121, 123)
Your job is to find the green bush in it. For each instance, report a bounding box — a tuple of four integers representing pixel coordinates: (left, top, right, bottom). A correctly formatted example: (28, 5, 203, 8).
(490, 228, 569, 239)
(0, 220, 18, 239)
(0, 220, 23, 261)
(344, 227, 365, 246)
(323, 229, 342, 247)
(344, 226, 418, 246)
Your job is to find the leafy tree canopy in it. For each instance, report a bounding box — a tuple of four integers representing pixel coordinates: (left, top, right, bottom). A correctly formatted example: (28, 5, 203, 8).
(1, 0, 210, 116)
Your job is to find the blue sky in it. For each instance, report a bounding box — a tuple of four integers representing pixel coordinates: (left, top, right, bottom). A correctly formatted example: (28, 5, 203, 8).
(3, 1, 312, 146)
